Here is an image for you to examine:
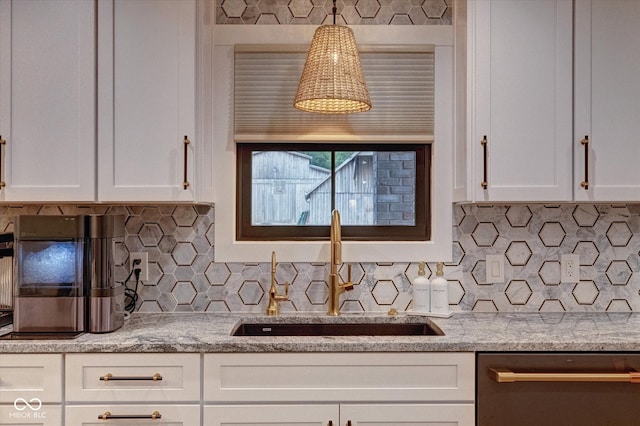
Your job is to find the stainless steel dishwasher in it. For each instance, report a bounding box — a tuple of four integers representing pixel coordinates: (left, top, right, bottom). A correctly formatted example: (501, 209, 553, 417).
(477, 352, 640, 426)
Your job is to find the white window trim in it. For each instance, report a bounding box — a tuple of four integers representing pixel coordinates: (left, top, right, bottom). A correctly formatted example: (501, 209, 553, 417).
(213, 25, 454, 263)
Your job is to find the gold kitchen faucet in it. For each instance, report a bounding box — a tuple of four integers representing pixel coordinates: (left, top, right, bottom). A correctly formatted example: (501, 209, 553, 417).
(266, 251, 289, 316)
(328, 209, 354, 315)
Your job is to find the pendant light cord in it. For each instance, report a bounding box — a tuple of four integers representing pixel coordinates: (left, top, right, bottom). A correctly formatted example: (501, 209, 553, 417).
(332, 0, 337, 25)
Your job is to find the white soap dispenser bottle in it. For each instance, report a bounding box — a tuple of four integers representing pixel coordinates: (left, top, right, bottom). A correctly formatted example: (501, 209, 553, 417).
(430, 262, 449, 314)
(412, 261, 430, 313)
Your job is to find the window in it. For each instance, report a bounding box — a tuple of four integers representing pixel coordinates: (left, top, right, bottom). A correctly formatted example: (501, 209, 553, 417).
(213, 25, 454, 262)
(237, 143, 430, 241)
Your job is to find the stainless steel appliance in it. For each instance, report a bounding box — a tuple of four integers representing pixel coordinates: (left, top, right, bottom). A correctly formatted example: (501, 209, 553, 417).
(12, 215, 124, 336)
(85, 214, 125, 333)
(477, 352, 640, 426)
(0, 232, 13, 327)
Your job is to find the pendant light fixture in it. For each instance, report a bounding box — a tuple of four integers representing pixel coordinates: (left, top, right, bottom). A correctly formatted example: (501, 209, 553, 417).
(293, 0, 372, 114)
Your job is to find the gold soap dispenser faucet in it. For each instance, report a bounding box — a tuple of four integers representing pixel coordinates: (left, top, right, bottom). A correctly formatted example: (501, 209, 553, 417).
(267, 251, 289, 316)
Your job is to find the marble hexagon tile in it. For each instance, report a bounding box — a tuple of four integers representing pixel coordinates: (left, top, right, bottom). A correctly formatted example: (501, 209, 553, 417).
(216, 0, 451, 25)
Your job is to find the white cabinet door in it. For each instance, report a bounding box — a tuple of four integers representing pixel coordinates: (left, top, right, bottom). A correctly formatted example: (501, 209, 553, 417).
(574, 0, 640, 201)
(0, 354, 63, 404)
(205, 404, 474, 426)
(0, 0, 95, 202)
(204, 404, 338, 426)
(97, 0, 196, 202)
(342, 403, 475, 426)
(469, 0, 573, 201)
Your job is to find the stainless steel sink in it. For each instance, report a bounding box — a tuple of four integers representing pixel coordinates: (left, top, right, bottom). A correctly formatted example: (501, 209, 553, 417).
(232, 321, 444, 336)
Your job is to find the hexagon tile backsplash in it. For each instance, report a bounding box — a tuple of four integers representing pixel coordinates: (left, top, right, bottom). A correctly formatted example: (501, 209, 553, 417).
(2, 203, 640, 313)
(217, 0, 452, 25)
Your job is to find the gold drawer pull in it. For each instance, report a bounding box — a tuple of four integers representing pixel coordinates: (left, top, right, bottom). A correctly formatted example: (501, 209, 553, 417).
(490, 368, 640, 383)
(183, 135, 190, 190)
(480, 135, 488, 189)
(98, 410, 161, 420)
(580, 135, 589, 189)
(99, 373, 163, 381)
(0, 136, 6, 189)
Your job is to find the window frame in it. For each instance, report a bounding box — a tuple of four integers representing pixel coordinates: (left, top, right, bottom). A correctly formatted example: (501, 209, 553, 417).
(212, 25, 454, 263)
(236, 143, 431, 241)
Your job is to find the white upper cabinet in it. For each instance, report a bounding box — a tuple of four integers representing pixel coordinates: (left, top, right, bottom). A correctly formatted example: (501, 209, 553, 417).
(0, 0, 96, 202)
(97, 0, 197, 202)
(465, 0, 640, 203)
(467, 0, 573, 202)
(573, 0, 640, 201)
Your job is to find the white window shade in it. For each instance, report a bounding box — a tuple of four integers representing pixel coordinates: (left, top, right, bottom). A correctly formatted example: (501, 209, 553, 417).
(234, 46, 434, 142)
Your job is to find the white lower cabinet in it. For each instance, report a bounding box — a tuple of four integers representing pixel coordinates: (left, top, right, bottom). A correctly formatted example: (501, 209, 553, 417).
(204, 404, 338, 426)
(65, 353, 200, 402)
(342, 404, 474, 425)
(1, 352, 474, 425)
(205, 403, 474, 426)
(64, 353, 201, 425)
(0, 406, 62, 426)
(65, 405, 200, 425)
(203, 352, 475, 426)
(0, 354, 63, 426)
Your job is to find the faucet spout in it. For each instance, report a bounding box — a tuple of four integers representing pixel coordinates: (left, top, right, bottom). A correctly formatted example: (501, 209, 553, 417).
(267, 251, 289, 316)
(328, 210, 354, 316)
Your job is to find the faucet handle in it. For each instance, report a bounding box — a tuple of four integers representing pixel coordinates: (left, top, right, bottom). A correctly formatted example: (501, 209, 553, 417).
(275, 281, 290, 301)
(343, 264, 354, 291)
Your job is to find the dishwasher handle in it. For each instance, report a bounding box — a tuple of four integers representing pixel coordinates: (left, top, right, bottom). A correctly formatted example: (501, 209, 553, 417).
(490, 368, 640, 383)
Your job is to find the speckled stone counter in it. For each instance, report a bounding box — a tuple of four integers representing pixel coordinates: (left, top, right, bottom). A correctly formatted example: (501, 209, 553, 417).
(1, 312, 639, 353)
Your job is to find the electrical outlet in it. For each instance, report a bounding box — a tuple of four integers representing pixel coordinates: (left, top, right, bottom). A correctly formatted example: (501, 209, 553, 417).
(130, 252, 148, 282)
(561, 254, 580, 283)
(486, 254, 505, 283)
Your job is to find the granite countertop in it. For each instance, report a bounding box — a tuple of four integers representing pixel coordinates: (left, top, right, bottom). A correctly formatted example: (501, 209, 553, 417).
(1, 311, 639, 353)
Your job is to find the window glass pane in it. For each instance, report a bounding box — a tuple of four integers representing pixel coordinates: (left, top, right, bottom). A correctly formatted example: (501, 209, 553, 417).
(250, 149, 416, 227)
(337, 151, 415, 226)
(251, 150, 331, 226)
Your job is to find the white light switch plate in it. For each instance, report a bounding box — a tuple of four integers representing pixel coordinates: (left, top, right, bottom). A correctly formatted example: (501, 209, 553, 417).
(486, 255, 505, 284)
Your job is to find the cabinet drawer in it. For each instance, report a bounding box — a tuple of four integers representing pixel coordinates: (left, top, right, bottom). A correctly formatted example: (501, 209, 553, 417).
(342, 403, 475, 425)
(65, 353, 200, 402)
(204, 404, 338, 426)
(0, 354, 62, 403)
(0, 405, 62, 426)
(204, 352, 474, 402)
(66, 405, 200, 425)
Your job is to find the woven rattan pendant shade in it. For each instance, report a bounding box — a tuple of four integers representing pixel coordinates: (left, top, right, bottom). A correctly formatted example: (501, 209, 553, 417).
(294, 25, 372, 114)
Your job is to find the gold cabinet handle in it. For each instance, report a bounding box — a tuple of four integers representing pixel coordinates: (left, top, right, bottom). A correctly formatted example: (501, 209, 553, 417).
(490, 368, 640, 383)
(0, 136, 6, 189)
(99, 373, 163, 381)
(183, 135, 190, 190)
(98, 410, 161, 420)
(480, 135, 488, 189)
(580, 135, 589, 189)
